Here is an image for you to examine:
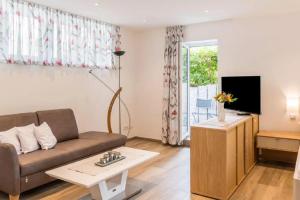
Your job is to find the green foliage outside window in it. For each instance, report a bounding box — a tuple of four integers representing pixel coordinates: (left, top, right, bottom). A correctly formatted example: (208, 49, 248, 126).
(182, 46, 218, 87)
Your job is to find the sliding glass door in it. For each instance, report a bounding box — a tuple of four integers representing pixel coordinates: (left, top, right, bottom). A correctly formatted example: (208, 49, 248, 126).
(181, 40, 218, 139)
(181, 46, 190, 140)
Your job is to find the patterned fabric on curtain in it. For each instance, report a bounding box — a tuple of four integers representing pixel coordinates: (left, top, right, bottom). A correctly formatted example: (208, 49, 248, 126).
(0, 0, 121, 69)
(162, 25, 184, 145)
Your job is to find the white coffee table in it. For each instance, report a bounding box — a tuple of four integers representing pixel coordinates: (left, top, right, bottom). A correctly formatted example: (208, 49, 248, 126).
(46, 147, 159, 200)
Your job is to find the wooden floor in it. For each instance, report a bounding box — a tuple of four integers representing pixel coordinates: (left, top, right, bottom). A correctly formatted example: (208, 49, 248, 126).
(0, 138, 295, 200)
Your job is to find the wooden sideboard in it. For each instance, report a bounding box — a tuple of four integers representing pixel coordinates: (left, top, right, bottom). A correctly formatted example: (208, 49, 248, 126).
(190, 115, 259, 200)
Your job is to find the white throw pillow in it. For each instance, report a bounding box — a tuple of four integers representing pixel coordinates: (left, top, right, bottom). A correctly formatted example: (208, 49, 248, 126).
(0, 127, 21, 155)
(34, 122, 57, 150)
(16, 124, 40, 154)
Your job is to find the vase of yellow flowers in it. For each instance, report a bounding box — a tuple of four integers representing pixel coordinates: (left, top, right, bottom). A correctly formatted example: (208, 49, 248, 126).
(214, 92, 238, 122)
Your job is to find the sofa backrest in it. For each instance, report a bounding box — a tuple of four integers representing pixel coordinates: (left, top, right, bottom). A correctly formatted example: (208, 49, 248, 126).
(36, 109, 79, 142)
(0, 112, 38, 132)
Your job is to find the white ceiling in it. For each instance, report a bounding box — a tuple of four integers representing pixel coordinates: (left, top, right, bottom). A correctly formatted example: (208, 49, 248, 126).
(31, 0, 300, 29)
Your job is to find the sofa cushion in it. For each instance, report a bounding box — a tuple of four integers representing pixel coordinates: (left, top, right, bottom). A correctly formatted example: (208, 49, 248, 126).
(16, 124, 40, 154)
(0, 128, 21, 155)
(34, 122, 57, 150)
(79, 131, 127, 141)
(36, 109, 79, 142)
(0, 112, 38, 132)
(19, 132, 126, 176)
(18, 149, 70, 176)
(55, 132, 127, 161)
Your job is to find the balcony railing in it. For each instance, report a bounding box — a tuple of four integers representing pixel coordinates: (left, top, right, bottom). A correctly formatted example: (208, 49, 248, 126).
(182, 84, 218, 137)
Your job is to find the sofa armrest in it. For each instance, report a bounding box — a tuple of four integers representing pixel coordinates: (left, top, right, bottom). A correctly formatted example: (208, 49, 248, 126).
(0, 143, 20, 195)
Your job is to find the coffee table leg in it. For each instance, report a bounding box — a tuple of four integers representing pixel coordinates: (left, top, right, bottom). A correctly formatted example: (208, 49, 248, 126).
(90, 170, 128, 200)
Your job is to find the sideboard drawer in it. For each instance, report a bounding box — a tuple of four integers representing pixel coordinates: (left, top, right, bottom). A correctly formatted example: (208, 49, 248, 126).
(257, 137, 300, 152)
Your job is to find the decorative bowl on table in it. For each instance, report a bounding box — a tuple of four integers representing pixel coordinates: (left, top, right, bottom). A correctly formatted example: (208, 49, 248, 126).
(95, 151, 126, 167)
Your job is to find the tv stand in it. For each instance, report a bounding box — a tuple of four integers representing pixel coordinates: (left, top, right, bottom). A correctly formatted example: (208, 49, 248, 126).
(237, 112, 251, 116)
(190, 115, 259, 199)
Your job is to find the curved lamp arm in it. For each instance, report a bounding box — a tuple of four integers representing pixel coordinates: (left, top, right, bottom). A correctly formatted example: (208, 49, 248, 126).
(107, 87, 122, 134)
(89, 70, 131, 137)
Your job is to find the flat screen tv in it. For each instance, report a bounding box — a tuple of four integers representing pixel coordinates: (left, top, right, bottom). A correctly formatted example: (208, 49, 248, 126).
(221, 76, 261, 114)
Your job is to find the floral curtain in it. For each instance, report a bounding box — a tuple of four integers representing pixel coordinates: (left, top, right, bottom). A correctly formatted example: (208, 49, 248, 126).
(0, 0, 121, 69)
(162, 26, 184, 145)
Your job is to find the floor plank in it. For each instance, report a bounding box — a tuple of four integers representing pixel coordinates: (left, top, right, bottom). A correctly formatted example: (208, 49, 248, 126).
(0, 138, 294, 200)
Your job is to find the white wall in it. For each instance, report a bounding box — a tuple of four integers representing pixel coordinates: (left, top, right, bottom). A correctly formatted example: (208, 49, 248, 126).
(133, 28, 165, 140)
(0, 28, 139, 138)
(133, 13, 300, 140)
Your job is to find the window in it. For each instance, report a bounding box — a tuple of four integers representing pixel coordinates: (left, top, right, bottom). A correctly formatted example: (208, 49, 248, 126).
(0, 0, 120, 69)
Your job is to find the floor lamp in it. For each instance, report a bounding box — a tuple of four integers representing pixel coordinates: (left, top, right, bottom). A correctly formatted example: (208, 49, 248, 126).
(89, 50, 130, 136)
(114, 50, 126, 134)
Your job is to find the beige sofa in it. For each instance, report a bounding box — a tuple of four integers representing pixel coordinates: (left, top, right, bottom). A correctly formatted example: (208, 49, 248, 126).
(0, 109, 127, 200)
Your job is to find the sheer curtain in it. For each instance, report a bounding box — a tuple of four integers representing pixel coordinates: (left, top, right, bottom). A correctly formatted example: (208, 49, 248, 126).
(0, 0, 121, 69)
(162, 26, 184, 145)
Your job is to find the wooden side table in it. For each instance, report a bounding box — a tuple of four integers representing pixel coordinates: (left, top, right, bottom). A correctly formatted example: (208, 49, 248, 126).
(257, 131, 300, 152)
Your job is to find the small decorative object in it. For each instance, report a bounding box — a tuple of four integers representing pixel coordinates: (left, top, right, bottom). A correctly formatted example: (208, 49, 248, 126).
(214, 92, 238, 122)
(95, 151, 125, 167)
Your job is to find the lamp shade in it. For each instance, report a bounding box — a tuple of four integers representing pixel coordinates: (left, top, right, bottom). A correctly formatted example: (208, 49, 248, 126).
(114, 50, 126, 56)
(287, 97, 299, 119)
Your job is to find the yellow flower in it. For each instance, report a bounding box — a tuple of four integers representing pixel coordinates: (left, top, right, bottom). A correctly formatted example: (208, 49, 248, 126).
(214, 92, 238, 103)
